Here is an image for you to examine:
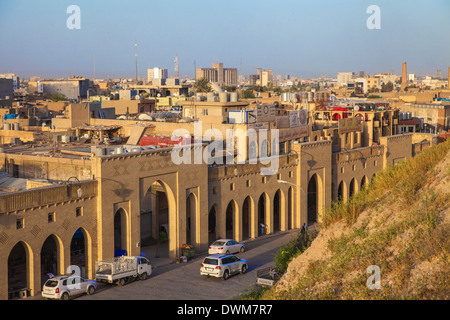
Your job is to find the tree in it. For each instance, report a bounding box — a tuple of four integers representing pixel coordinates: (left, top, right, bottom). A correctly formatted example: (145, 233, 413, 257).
(381, 81, 394, 92)
(193, 77, 212, 93)
(50, 92, 68, 102)
(240, 89, 255, 99)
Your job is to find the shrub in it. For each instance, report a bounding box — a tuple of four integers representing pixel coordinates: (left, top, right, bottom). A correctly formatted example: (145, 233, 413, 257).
(273, 230, 318, 273)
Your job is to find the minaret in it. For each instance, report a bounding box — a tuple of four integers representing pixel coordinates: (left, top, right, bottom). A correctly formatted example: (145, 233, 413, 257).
(401, 62, 407, 91)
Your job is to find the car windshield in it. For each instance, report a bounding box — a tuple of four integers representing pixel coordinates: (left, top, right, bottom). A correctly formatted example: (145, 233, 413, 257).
(203, 258, 218, 265)
(212, 241, 225, 246)
(44, 279, 59, 287)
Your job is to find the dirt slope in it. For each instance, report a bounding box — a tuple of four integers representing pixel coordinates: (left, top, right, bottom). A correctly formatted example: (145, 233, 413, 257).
(269, 149, 450, 300)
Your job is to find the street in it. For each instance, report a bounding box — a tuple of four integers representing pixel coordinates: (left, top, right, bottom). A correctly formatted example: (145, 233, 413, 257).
(75, 230, 298, 300)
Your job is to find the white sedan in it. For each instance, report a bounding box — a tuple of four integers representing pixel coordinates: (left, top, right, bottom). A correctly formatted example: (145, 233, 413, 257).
(42, 275, 97, 300)
(208, 239, 245, 254)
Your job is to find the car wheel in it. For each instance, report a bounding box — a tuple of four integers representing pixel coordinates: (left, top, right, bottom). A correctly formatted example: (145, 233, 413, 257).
(87, 285, 95, 295)
(118, 278, 126, 286)
(223, 270, 230, 280)
(140, 272, 148, 281)
(240, 246, 245, 253)
(61, 292, 70, 300)
(241, 264, 248, 274)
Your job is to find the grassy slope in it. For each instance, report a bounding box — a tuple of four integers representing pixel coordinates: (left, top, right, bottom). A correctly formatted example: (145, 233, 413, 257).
(260, 139, 450, 300)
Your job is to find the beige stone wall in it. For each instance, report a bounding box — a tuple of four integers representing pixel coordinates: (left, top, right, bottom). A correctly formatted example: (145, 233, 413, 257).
(90, 145, 209, 261)
(332, 145, 385, 202)
(0, 181, 97, 300)
(379, 134, 412, 167)
(0, 118, 425, 299)
(0, 154, 93, 182)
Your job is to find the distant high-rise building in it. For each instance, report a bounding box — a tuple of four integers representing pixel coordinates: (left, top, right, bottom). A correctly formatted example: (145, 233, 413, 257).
(261, 69, 273, 87)
(337, 72, 354, 86)
(0, 78, 13, 99)
(147, 68, 168, 82)
(196, 62, 238, 87)
(0, 73, 20, 90)
(174, 53, 180, 79)
(249, 74, 260, 86)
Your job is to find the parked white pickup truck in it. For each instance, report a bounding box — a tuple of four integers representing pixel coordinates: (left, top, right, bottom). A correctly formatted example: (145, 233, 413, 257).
(95, 256, 152, 286)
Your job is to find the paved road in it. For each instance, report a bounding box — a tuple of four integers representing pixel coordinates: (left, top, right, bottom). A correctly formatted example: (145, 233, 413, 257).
(77, 230, 297, 300)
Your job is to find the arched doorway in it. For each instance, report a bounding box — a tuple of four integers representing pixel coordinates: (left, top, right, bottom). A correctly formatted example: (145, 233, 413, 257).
(349, 178, 356, 199)
(186, 193, 197, 245)
(273, 190, 281, 232)
(8, 242, 29, 299)
(225, 201, 235, 239)
(41, 235, 59, 286)
(331, 182, 336, 202)
(338, 181, 344, 202)
(288, 187, 294, 229)
(140, 181, 170, 257)
(70, 228, 88, 278)
(242, 197, 252, 240)
(208, 205, 217, 244)
(361, 176, 368, 190)
(307, 175, 318, 225)
(114, 208, 127, 256)
(258, 193, 269, 236)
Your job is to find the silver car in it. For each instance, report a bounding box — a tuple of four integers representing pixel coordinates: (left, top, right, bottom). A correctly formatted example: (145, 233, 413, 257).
(200, 254, 248, 280)
(208, 239, 245, 255)
(42, 275, 97, 300)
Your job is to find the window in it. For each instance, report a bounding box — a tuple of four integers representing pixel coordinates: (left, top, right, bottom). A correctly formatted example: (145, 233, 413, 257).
(246, 180, 251, 187)
(262, 176, 267, 184)
(76, 207, 83, 217)
(230, 183, 235, 191)
(48, 212, 55, 223)
(203, 258, 218, 265)
(16, 218, 24, 230)
(289, 171, 293, 178)
(202, 109, 208, 116)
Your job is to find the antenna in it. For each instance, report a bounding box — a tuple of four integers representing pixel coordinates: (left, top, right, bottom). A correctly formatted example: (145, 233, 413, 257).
(135, 41, 138, 81)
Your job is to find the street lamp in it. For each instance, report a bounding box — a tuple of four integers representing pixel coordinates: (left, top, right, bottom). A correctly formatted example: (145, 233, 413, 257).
(67, 176, 83, 198)
(277, 179, 305, 195)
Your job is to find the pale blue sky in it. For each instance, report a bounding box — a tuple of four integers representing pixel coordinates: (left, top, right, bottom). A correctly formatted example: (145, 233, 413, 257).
(0, 0, 449, 79)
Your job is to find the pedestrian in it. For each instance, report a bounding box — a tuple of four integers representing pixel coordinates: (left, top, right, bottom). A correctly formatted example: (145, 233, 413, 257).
(301, 223, 306, 234)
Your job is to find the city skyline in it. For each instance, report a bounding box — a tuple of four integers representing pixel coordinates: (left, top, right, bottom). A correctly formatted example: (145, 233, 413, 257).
(1, 0, 449, 79)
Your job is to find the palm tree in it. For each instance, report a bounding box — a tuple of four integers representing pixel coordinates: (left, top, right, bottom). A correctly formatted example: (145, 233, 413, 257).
(193, 77, 212, 93)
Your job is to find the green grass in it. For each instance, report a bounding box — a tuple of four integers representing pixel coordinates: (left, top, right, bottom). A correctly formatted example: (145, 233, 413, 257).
(253, 139, 450, 300)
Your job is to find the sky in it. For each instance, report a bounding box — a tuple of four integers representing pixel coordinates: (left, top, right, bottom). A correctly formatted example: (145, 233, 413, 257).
(0, 0, 449, 80)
